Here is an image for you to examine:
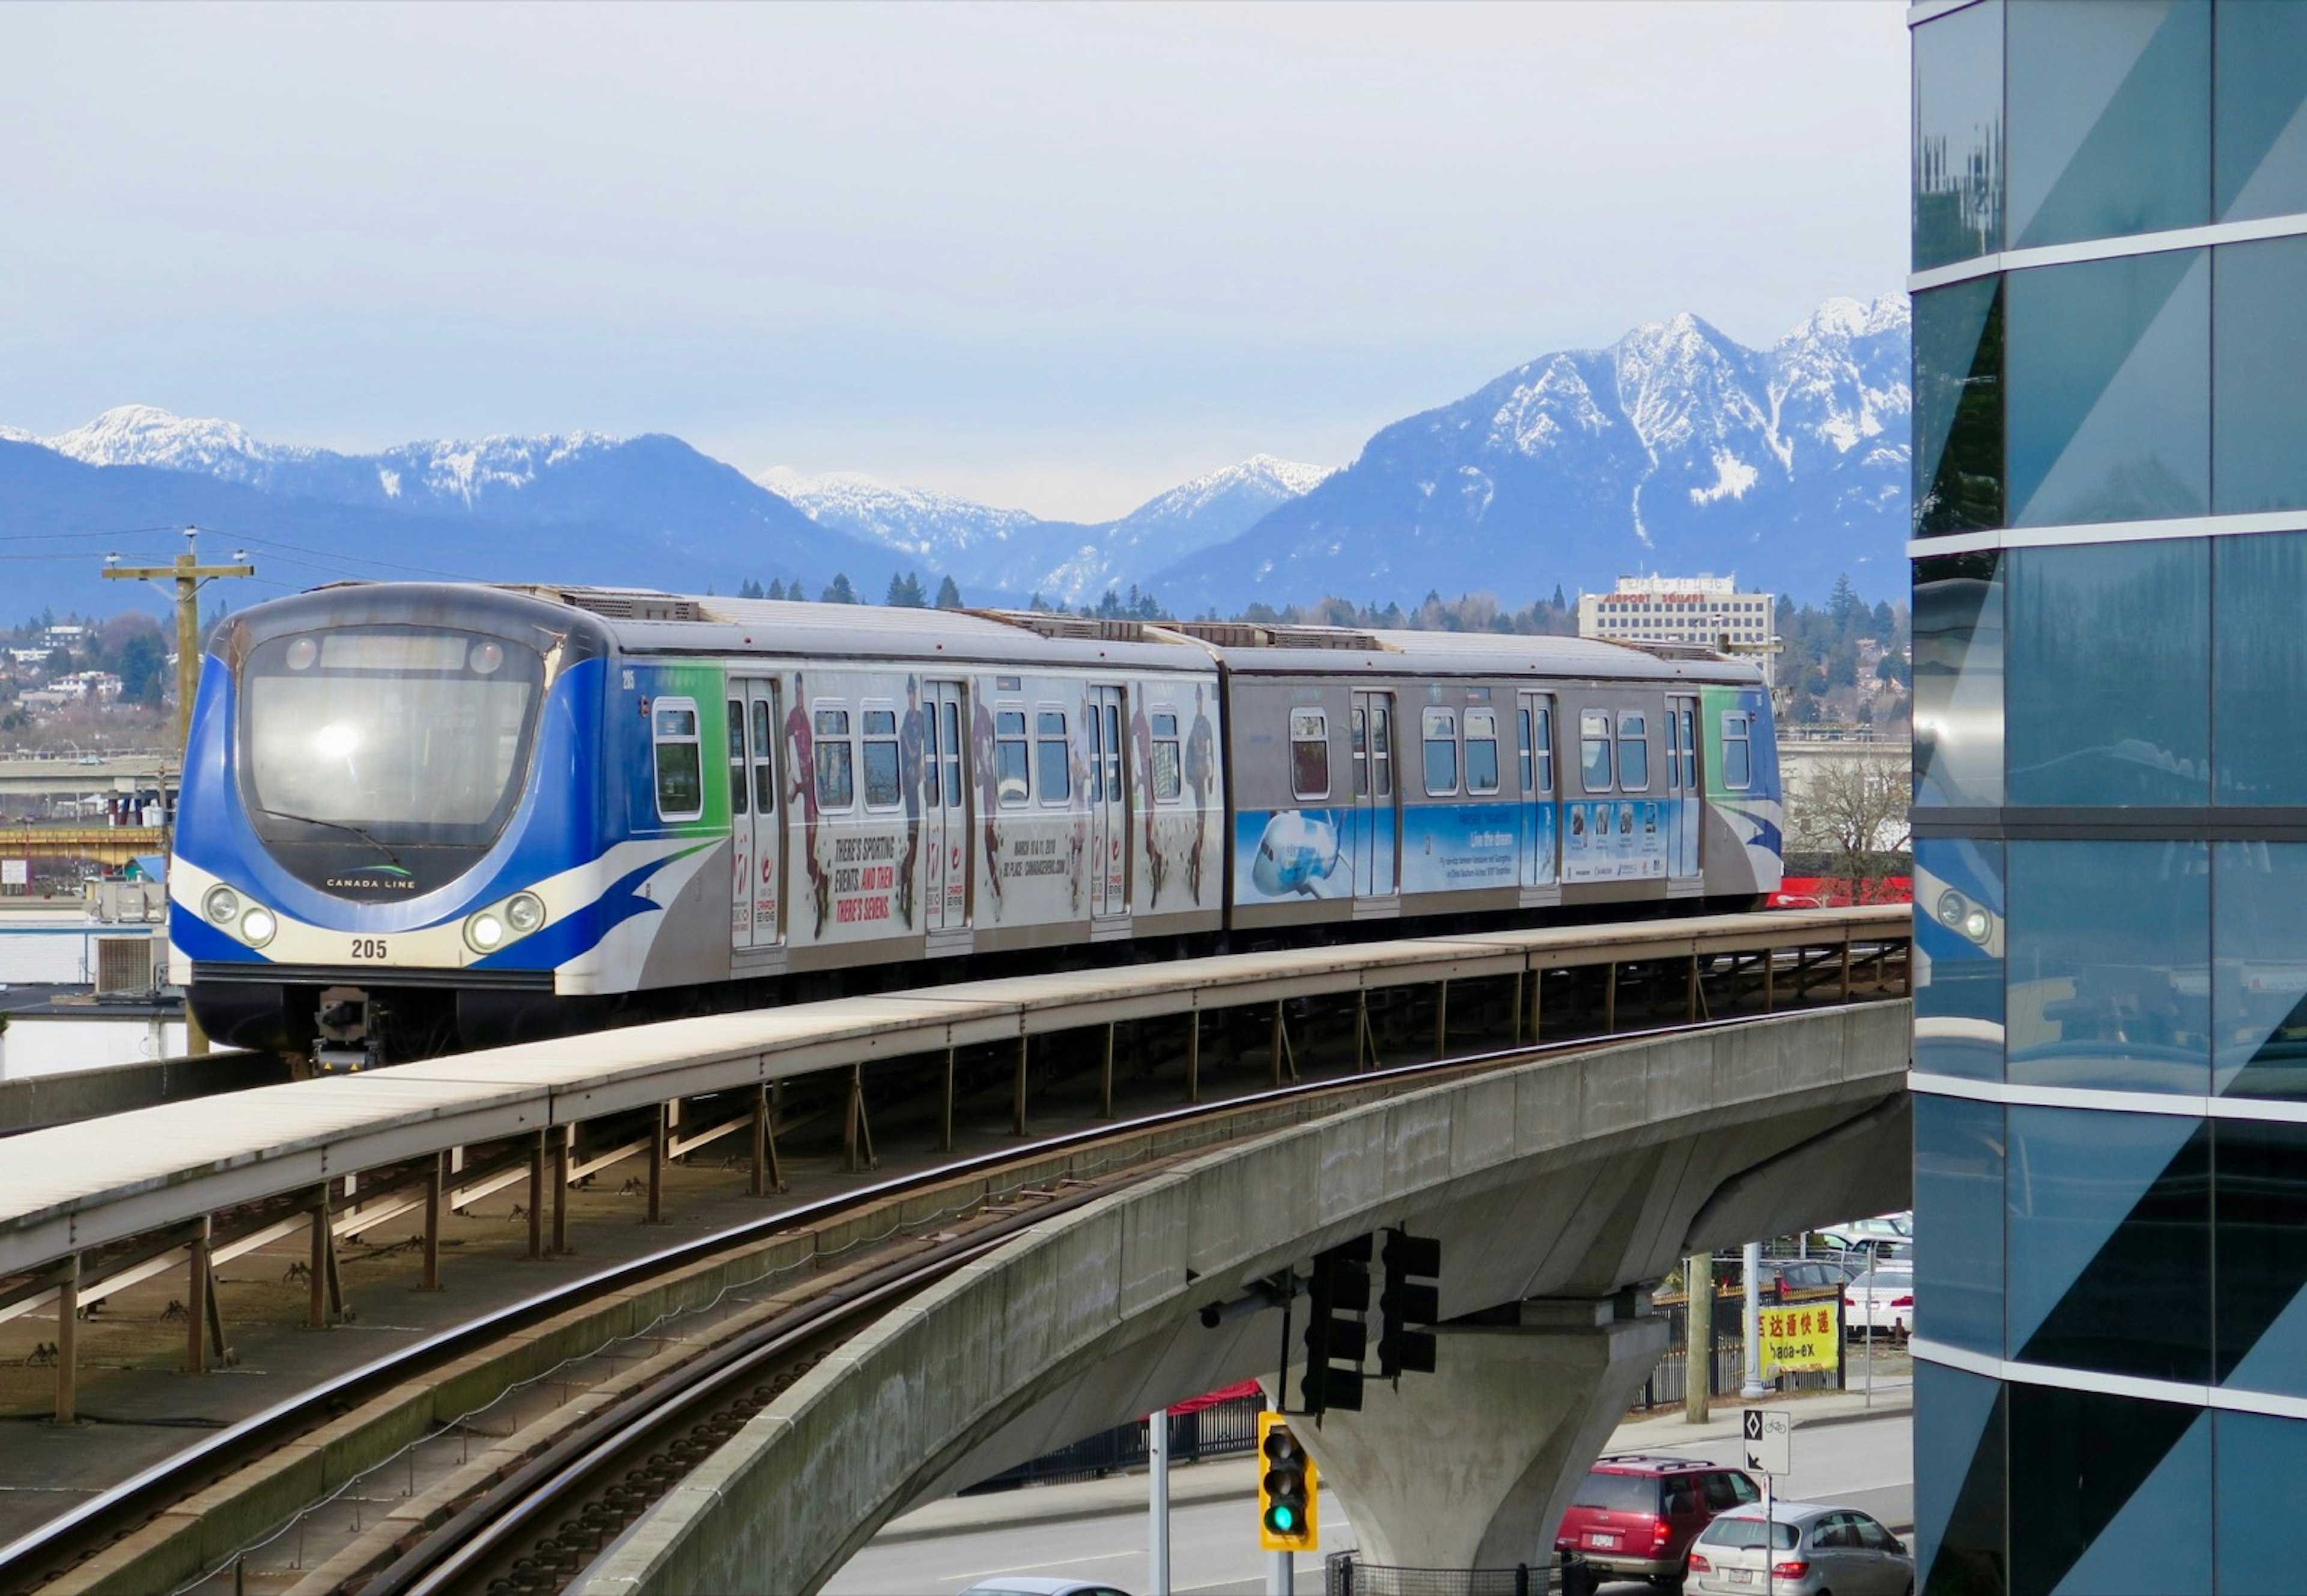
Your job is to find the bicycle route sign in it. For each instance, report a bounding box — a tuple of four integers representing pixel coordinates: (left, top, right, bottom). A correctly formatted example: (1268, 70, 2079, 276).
(1743, 1407, 1792, 1476)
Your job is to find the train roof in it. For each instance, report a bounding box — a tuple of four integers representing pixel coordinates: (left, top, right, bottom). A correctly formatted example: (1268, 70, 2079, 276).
(286, 583, 1762, 686)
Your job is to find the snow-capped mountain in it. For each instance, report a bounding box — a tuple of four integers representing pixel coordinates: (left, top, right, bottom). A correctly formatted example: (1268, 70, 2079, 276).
(765, 454, 1337, 605)
(1149, 294, 1910, 612)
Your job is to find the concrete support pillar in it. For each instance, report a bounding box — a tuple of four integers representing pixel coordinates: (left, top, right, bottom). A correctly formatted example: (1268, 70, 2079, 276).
(1284, 1303, 1668, 1572)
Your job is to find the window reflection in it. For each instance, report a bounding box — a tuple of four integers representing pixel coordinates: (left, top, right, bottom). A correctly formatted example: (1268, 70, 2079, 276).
(2007, 0, 2209, 249)
(2006, 840, 2210, 1095)
(1913, 553, 2004, 808)
(2211, 1119, 2307, 1393)
(2007, 250, 2208, 528)
(2007, 1106, 2210, 1383)
(2006, 541, 2208, 807)
(2216, 0, 2307, 222)
(1914, 279, 2005, 537)
(1915, 837, 2005, 1083)
(1913, 0, 2005, 269)
(2212, 843, 2307, 1097)
(1916, 1094, 2005, 1356)
(2213, 238, 2307, 515)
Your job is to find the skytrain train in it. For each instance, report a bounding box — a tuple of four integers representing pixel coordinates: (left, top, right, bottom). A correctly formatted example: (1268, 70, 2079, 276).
(168, 583, 1784, 1066)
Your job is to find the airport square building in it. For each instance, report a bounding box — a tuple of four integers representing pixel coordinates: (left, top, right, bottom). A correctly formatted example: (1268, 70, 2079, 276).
(1909, 2, 2307, 1591)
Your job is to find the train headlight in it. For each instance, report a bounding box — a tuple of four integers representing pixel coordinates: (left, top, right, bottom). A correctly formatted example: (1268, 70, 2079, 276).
(1935, 889, 1968, 929)
(465, 912, 506, 953)
(204, 885, 242, 926)
(1962, 908, 1992, 944)
(505, 892, 546, 935)
(239, 906, 277, 947)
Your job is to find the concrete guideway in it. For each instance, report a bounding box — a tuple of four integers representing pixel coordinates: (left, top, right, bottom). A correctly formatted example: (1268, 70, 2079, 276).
(0, 907, 1903, 1287)
(576, 1000, 1913, 1594)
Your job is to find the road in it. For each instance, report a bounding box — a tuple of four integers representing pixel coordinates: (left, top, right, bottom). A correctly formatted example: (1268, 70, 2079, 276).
(825, 1409, 1911, 1596)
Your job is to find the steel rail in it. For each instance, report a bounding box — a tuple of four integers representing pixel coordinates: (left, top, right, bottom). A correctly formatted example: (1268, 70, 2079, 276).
(0, 989, 1906, 1594)
(368, 1176, 1152, 1596)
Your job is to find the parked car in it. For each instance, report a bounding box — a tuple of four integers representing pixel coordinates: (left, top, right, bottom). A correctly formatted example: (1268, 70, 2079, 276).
(1815, 1213, 1911, 1254)
(1844, 1264, 1915, 1341)
(959, 1582, 1133, 1596)
(1554, 1454, 1761, 1588)
(1685, 1500, 1914, 1595)
(1717, 1257, 1847, 1306)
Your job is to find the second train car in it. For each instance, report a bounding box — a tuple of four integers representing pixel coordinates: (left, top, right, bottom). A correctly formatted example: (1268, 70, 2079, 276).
(168, 583, 1782, 1064)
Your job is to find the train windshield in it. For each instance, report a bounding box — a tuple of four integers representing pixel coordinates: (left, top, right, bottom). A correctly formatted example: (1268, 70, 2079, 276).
(242, 627, 544, 842)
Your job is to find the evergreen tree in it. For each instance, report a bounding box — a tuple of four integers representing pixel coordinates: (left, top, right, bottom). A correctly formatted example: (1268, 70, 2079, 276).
(766, 578, 786, 601)
(884, 571, 928, 607)
(738, 577, 765, 600)
(1551, 583, 1567, 610)
(934, 575, 964, 609)
(822, 574, 858, 604)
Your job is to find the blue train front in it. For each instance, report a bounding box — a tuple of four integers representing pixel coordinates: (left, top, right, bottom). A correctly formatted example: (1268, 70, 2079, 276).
(172, 585, 622, 1064)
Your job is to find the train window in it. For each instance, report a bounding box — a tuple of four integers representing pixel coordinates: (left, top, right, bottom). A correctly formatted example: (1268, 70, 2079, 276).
(1352, 708, 1369, 797)
(1423, 708, 1459, 796)
(654, 699, 704, 821)
(996, 709, 1030, 807)
(1580, 710, 1613, 792)
(815, 707, 854, 810)
(1372, 705, 1394, 797)
(751, 699, 776, 812)
(1290, 709, 1330, 800)
(1151, 711, 1183, 802)
(1037, 709, 1071, 804)
(1619, 711, 1650, 792)
(1534, 705, 1555, 794)
(862, 707, 901, 809)
(726, 700, 749, 816)
(1722, 712, 1754, 790)
(1465, 709, 1500, 795)
(940, 699, 964, 809)
(1517, 709, 1531, 793)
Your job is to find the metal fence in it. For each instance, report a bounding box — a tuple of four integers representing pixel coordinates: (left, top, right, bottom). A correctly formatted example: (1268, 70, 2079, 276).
(959, 1392, 1267, 1493)
(1324, 1552, 1598, 1596)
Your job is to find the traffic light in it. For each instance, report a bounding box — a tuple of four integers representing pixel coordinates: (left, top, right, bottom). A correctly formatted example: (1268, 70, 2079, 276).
(1378, 1228, 1441, 1379)
(1301, 1234, 1371, 1414)
(1257, 1411, 1319, 1552)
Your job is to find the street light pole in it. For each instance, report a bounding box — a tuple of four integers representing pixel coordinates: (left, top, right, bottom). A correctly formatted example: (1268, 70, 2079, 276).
(103, 527, 255, 1055)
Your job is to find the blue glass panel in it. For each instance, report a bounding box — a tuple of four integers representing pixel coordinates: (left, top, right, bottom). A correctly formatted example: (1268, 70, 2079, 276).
(2214, 238, 2307, 515)
(2044, 1409, 2210, 1596)
(1914, 279, 2006, 538)
(2005, 541, 2208, 807)
(2213, 1412, 2307, 1593)
(2008, 0, 2209, 249)
(2212, 842, 2307, 1098)
(1915, 837, 2005, 1083)
(2007, 250, 2208, 527)
(2216, 0, 2307, 222)
(1913, 552, 2004, 808)
(1914, 1361, 2006, 1595)
(2213, 1118, 2307, 1396)
(2007, 1106, 2209, 1382)
(1916, 1094, 2005, 1355)
(1915, 0, 2005, 270)
(2005, 840, 2209, 1094)
(2008, 1384, 2204, 1596)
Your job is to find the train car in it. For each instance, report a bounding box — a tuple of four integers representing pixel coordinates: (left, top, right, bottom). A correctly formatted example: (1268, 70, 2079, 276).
(1199, 624, 1782, 929)
(168, 584, 1781, 1066)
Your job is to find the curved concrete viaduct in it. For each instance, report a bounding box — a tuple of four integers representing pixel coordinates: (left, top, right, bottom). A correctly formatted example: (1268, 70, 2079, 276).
(578, 1001, 1912, 1595)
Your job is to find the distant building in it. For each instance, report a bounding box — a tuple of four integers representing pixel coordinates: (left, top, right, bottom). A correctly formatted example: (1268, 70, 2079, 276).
(1576, 575, 1774, 649)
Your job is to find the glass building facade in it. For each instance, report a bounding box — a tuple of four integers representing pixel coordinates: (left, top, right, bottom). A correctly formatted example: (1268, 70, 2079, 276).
(1910, 3, 2307, 1591)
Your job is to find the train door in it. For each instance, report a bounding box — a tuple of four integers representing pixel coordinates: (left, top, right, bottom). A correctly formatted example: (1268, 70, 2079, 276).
(1667, 692, 1702, 885)
(1517, 690, 1558, 887)
(1351, 690, 1399, 899)
(922, 680, 968, 932)
(1088, 685, 1128, 919)
(732, 679, 784, 948)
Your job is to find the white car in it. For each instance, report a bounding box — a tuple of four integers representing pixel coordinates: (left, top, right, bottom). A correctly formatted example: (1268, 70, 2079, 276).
(1816, 1213, 1911, 1253)
(1687, 1500, 1915, 1595)
(1844, 1264, 1915, 1340)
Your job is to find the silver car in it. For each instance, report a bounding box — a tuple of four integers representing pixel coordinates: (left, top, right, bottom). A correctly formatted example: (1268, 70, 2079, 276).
(1685, 1500, 1914, 1595)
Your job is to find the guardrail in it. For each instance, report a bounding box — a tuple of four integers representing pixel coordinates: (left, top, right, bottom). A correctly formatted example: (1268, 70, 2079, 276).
(0, 906, 1907, 1429)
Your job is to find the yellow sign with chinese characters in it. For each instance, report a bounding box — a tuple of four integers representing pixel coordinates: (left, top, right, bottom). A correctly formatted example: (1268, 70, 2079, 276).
(1757, 1302, 1840, 1376)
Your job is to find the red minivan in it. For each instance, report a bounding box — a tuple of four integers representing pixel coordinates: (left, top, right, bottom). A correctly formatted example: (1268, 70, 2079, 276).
(1554, 1454, 1763, 1589)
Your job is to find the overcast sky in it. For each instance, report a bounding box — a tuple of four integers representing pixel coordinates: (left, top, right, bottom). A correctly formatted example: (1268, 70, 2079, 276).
(0, 2, 1907, 519)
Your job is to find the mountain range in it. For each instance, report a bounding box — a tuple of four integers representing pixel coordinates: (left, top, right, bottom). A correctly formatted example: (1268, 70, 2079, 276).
(0, 292, 1908, 624)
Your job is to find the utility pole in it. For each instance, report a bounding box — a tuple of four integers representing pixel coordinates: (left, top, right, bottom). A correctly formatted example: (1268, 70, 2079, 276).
(104, 527, 255, 1055)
